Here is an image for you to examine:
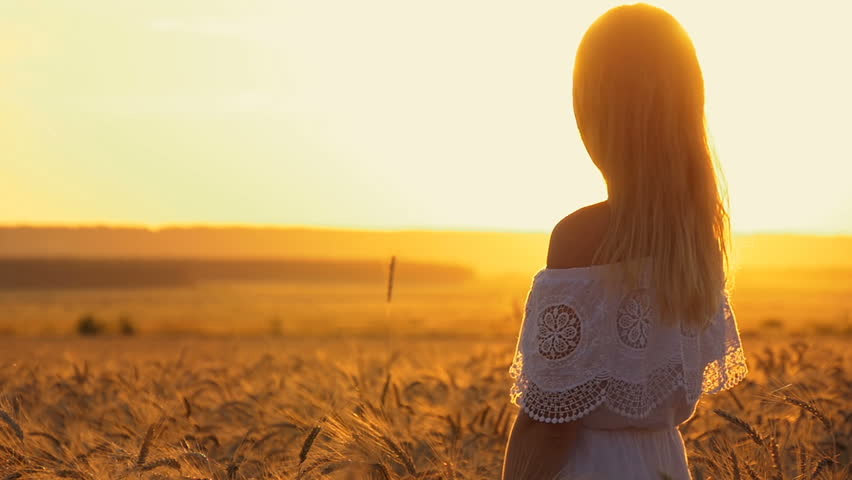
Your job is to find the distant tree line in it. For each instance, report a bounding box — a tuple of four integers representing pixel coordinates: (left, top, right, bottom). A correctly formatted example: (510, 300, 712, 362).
(0, 257, 475, 289)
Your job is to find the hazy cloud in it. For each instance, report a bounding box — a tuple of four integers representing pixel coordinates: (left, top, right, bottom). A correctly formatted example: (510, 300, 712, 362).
(55, 90, 295, 115)
(149, 17, 280, 43)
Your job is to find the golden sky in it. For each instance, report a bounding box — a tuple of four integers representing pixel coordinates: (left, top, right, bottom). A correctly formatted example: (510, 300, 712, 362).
(2, 1, 850, 233)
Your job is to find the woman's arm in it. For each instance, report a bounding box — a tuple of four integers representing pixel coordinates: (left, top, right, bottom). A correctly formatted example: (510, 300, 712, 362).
(501, 210, 593, 479)
(501, 409, 579, 480)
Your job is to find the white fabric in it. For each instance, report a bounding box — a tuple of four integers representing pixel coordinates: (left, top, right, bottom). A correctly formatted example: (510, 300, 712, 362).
(508, 258, 748, 479)
(566, 427, 691, 480)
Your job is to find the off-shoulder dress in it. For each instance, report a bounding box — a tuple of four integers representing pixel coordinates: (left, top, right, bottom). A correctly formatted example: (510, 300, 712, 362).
(508, 258, 748, 479)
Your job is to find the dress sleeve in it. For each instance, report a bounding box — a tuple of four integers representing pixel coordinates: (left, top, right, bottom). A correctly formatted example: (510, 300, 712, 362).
(508, 271, 748, 424)
(689, 293, 749, 396)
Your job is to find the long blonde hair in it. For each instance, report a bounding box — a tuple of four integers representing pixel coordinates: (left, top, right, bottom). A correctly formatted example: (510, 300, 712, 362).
(572, 3, 731, 329)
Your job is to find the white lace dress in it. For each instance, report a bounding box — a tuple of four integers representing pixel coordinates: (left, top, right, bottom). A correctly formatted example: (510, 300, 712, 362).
(508, 260, 748, 480)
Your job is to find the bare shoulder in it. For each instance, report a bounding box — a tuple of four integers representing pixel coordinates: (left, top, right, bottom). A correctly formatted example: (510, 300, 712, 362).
(546, 201, 611, 269)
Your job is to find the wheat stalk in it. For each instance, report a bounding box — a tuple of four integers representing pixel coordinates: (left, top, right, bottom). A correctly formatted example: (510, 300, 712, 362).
(386, 255, 396, 303)
(713, 409, 764, 447)
(798, 445, 808, 477)
(140, 458, 180, 472)
(380, 434, 416, 475)
(742, 461, 762, 480)
(136, 422, 157, 466)
(380, 373, 391, 407)
(730, 449, 742, 480)
(371, 463, 391, 480)
(298, 424, 322, 465)
(27, 431, 62, 451)
(0, 410, 23, 442)
(782, 396, 831, 431)
(767, 435, 783, 480)
(809, 458, 833, 479)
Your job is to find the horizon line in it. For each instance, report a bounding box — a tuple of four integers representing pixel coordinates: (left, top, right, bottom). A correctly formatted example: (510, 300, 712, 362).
(1, 221, 851, 237)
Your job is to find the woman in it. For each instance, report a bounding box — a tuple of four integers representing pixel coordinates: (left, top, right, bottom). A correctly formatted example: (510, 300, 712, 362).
(501, 4, 748, 479)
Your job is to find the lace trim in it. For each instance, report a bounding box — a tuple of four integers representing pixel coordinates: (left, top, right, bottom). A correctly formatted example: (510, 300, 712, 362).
(509, 266, 748, 424)
(509, 342, 748, 424)
(700, 341, 749, 394)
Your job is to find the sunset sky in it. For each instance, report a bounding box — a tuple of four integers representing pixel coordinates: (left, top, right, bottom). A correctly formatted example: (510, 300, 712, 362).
(2, 1, 850, 234)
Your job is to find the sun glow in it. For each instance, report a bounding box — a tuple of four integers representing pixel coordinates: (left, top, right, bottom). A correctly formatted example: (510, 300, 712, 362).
(2, 1, 850, 233)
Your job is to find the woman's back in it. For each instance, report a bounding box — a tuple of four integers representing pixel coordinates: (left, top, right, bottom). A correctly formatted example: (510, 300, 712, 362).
(545, 201, 613, 271)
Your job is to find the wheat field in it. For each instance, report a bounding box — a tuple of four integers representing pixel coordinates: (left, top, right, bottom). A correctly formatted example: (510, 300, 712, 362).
(0, 334, 848, 480)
